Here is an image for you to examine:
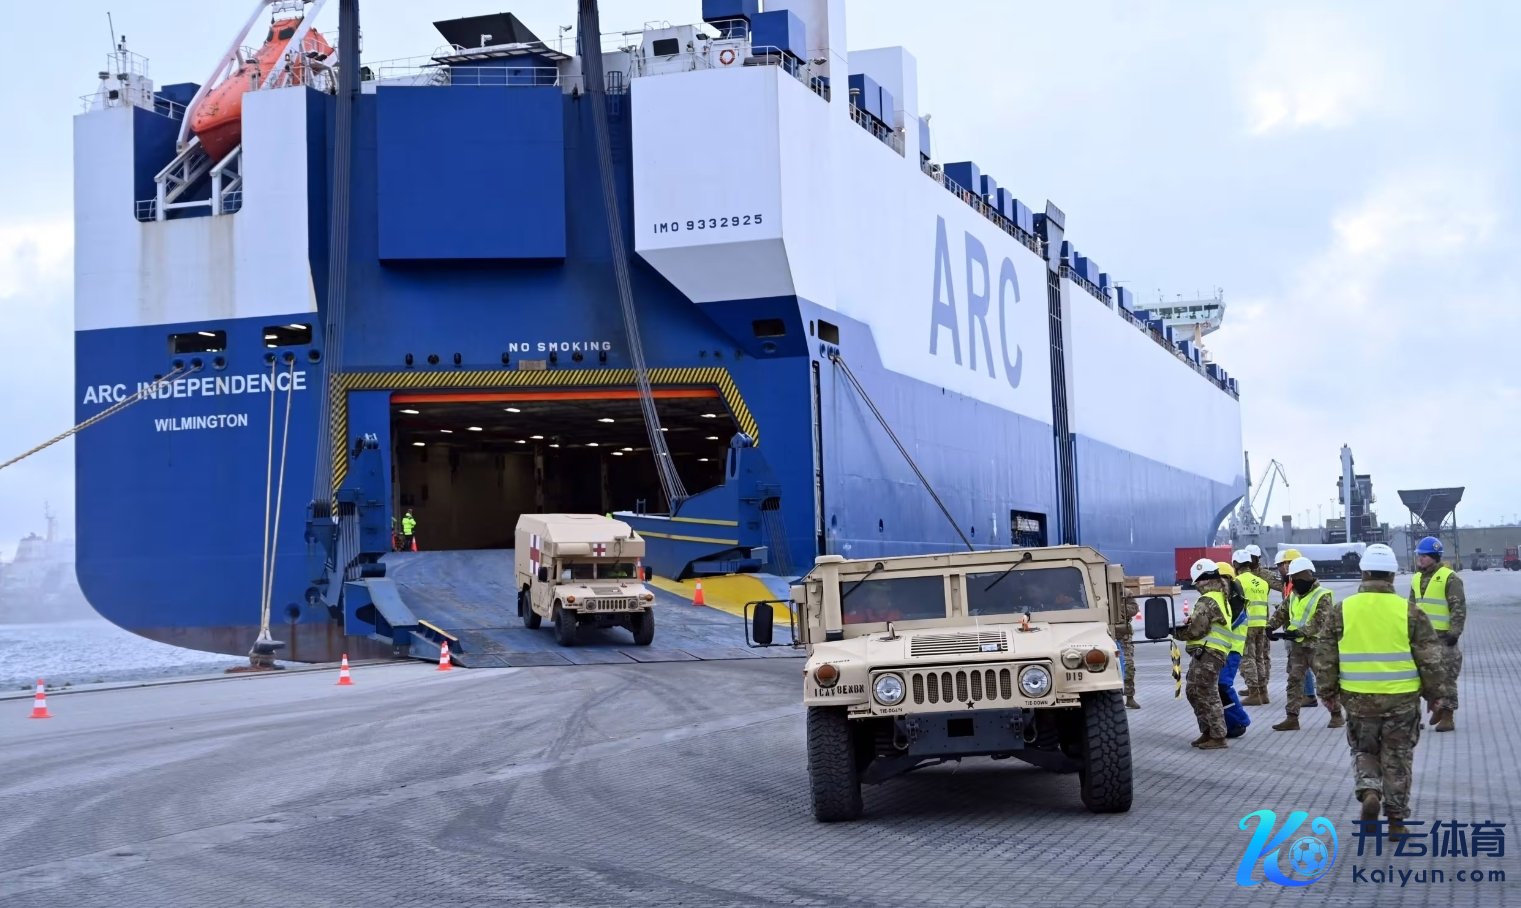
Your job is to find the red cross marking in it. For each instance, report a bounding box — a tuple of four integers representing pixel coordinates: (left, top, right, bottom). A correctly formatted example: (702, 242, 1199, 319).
(592, 542, 607, 556)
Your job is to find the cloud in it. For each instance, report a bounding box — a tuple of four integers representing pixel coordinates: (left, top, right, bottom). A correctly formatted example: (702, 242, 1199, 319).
(1241, 10, 1389, 136)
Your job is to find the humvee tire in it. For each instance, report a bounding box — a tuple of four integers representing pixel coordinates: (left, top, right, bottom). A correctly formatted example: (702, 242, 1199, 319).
(554, 604, 579, 646)
(806, 706, 862, 822)
(519, 588, 541, 629)
(1078, 689, 1133, 813)
(630, 608, 655, 646)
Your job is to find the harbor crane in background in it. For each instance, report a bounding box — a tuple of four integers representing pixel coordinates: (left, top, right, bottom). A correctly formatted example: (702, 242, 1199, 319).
(1231, 452, 1289, 545)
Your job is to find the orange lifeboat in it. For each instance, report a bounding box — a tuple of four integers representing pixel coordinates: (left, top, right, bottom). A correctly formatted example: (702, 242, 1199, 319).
(190, 17, 334, 161)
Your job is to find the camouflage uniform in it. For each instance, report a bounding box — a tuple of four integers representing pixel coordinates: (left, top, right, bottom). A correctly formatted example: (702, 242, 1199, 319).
(1242, 565, 1279, 697)
(1268, 580, 1339, 726)
(1313, 578, 1446, 826)
(1409, 564, 1465, 720)
(1111, 597, 1140, 707)
(1175, 578, 1231, 744)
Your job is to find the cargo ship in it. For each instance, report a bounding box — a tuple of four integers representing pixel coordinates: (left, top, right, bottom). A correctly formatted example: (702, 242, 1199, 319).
(72, 0, 1244, 662)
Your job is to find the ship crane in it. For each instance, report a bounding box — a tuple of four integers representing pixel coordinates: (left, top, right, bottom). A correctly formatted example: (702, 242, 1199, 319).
(1234, 453, 1289, 540)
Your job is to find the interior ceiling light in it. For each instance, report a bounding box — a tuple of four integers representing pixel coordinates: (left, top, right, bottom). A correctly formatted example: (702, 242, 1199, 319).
(622, 447, 634, 451)
(660, 427, 667, 432)
(412, 441, 426, 447)
(612, 451, 624, 456)
(598, 417, 615, 423)
(549, 443, 560, 448)
(504, 407, 521, 413)
(467, 426, 483, 432)
(197, 330, 216, 337)
(700, 413, 718, 418)
(705, 435, 719, 441)
(587, 442, 599, 447)
(698, 457, 709, 462)
(440, 429, 453, 434)
(400, 408, 419, 415)
(515, 439, 526, 444)
(287, 323, 305, 329)
(530, 434, 544, 440)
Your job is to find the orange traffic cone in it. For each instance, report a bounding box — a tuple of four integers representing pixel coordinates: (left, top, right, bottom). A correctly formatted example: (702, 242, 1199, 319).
(28, 679, 50, 719)
(437, 640, 453, 671)
(411, 537, 418, 552)
(337, 654, 353, 686)
(693, 581, 705, 607)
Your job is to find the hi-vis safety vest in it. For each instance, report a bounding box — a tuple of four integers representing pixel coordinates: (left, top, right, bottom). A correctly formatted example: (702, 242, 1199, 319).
(1202, 591, 1246, 656)
(1338, 591, 1421, 694)
(1411, 566, 1453, 633)
(1239, 573, 1271, 629)
(1288, 586, 1332, 634)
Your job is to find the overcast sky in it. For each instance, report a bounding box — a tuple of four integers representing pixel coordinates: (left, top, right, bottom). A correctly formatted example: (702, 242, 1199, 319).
(0, 0, 1516, 558)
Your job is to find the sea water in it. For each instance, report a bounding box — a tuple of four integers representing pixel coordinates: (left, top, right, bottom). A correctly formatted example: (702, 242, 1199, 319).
(0, 619, 270, 690)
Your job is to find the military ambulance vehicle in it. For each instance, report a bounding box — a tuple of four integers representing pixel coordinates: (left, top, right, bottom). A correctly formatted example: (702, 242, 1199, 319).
(747, 546, 1133, 822)
(515, 514, 656, 647)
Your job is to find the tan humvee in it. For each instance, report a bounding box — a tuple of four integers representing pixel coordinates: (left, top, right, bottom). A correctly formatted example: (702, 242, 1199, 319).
(515, 514, 655, 646)
(747, 546, 1134, 822)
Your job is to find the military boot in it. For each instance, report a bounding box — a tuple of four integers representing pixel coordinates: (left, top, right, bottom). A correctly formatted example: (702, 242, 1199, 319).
(1433, 708, 1455, 732)
(1189, 733, 1209, 747)
(1126, 695, 1141, 710)
(1328, 708, 1345, 729)
(1272, 715, 1300, 731)
(1241, 688, 1262, 706)
(1195, 736, 1228, 750)
(1359, 790, 1382, 825)
(1388, 816, 1410, 840)
(1259, 686, 1270, 704)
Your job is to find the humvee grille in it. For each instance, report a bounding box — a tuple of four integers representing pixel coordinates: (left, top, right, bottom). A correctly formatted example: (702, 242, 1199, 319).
(908, 667, 1016, 706)
(582, 597, 637, 611)
(908, 632, 1007, 657)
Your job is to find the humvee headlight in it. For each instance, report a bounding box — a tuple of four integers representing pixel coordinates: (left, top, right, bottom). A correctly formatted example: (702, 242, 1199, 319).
(640, 593, 654, 602)
(1061, 650, 1084, 670)
(872, 673, 906, 706)
(814, 663, 840, 688)
(1019, 665, 1052, 698)
(1083, 648, 1110, 672)
(565, 595, 577, 603)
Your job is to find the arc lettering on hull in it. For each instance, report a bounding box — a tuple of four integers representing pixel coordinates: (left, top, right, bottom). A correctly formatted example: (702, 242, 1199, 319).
(927, 215, 1023, 390)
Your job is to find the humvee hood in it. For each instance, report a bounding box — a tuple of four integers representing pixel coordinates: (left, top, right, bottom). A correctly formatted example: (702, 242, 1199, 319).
(823, 621, 1117, 665)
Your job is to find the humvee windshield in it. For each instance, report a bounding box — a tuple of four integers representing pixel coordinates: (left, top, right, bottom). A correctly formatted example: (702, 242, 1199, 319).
(965, 566, 1087, 615)
(559, 561, 639, 581)
(841, 575, 947, 625)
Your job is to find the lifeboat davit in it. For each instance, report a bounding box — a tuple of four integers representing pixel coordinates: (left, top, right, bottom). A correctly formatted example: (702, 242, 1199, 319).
(190, 17, 334, 161)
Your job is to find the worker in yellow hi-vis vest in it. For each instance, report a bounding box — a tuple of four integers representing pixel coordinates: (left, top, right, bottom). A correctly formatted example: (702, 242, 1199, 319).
(1313, 543, 1446, 840)
(1409, 536, 1464, 731)
(1234, 549, 1273, 704)
(401, 509, 417, 551)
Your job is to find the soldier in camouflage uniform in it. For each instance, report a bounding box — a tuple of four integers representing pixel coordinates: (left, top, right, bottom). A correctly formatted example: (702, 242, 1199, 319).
(1175, 558, 1238, 749)
(1238, 546, 1276, 704)
(1409, 536, 1465, 731)
(1267, 556, 1343, 730)
(1112, 596, 1141, 709)
(1314, 544, 1446, 839)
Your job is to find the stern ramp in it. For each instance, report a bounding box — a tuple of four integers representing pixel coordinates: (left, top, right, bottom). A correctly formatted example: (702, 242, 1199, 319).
(370, 550, 795, 668)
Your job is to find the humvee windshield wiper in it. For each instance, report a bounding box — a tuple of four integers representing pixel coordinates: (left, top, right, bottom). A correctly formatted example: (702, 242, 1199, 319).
(982, 552, 1033, 592)
(840, 562, 884, 601)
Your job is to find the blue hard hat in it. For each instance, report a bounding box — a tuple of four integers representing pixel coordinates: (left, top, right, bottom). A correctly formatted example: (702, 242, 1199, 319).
(1416, 536, 1443, 556)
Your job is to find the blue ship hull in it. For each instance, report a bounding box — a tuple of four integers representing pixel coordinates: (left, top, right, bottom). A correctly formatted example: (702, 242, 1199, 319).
(71, 7, 1243, 661)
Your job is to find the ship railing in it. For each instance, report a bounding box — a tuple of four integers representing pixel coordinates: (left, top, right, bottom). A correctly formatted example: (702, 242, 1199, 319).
(847, 102, 906, 156)
(924, 168, 1042, 256)
(742, 44, 810, 89)
(77, 90, 186, 121)
(1094, 278, 1233, 395)
(361, 56, 561, 88)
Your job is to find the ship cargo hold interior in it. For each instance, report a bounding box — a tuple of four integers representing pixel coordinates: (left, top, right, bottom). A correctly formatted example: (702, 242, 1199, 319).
(390, 392, 737, 550)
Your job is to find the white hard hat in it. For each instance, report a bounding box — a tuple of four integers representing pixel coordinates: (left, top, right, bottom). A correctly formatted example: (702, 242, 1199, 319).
(1288, 556, 1315, 576)
(1231, 549, 1253, 564)
(1361, 544, 1398, 573)
(1190, 557, 1220, 583)
(1245, 544, 1263, 558)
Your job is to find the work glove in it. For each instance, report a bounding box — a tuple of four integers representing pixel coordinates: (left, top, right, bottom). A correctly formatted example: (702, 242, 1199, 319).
(1441, 634, 1458, 647)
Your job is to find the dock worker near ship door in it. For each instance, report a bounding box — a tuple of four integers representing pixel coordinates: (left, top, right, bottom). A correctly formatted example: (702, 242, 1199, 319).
(401, 509, 417, 551)
(1268, 557, 1343, 730)
(1172, 558, 1239, 750)
(1235, 548, 1274, 705)
(1409, 536, 1464, 732)
(1312, 543, 1445, 839)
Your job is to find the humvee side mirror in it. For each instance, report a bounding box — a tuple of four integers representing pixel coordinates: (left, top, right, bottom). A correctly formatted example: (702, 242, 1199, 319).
(751, 602, 774, 646)
(537, 567, 549, 583)
(1143, 596, 1173, 641)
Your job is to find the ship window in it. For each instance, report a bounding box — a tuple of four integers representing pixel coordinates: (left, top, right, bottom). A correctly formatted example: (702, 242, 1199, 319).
(752, 318, 786, 338)
(652, 37, 679, 56)
(818, 320, 839, 344)
(263, 323, 314, 348)
(169, 330, 226, 354)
